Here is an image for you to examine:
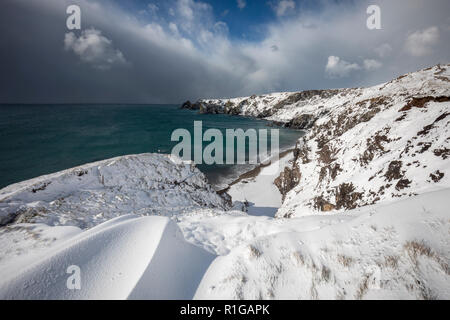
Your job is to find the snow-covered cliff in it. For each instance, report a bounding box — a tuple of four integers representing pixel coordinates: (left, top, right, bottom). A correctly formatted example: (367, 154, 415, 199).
(0, 153, 229, 229)
(185, 64, 450, 218)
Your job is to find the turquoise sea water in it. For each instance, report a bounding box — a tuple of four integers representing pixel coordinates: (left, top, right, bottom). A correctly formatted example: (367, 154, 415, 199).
(0, 104, 303, 190)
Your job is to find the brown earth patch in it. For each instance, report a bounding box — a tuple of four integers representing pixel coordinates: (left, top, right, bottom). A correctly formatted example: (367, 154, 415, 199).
(399, 96, 450, 112)
(274, 165, 301, 202)
(335, 183, 362, 210)
(384, 161, 403, 181)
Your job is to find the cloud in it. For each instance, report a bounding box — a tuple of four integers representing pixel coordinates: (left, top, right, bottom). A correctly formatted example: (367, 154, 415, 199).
(374, 43, 392, 58)
(404, 26, 440, 57)
(174, 0, 214, 35)
(325, 56, 361, 78)
(169, 22, 180, 36)
(138, 3, 158, 16)
(147, 3, 159, 14)
(2, 0, 450, 104)
(237, 0, 246, 10)
(363, 59, 382, 71)
(273, 0, 295, 17)
(148, 3, 158, 11)
(64, 28, 127, 70)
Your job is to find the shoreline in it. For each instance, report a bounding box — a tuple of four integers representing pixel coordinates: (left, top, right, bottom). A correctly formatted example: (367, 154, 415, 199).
(216, 148, 295, 195)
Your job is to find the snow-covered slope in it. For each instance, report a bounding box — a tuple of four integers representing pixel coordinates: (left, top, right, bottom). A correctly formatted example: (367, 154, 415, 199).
(0, 153, 229, 229)
(2, 188, 448, 300)
(1, 65, 449, 300)
(277, 65, 450, 218)
(185, 64, 450, 218)
(0, 215, 214, 299)
(194, 189, 450, 300)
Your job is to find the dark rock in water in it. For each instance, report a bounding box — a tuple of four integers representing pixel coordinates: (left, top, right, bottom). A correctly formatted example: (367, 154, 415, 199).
(181, 100, 192, 109)
(181, 100, 198, 110)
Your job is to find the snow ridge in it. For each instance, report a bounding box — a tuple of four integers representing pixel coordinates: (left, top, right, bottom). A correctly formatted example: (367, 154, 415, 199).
(0, 153, 229, 229)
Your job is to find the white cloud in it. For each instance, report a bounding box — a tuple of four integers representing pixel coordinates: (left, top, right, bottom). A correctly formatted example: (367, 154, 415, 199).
(374, 43, 392, 58)
(139, 3, 159, 15)
(404, 26, 440, 57)
(13, 0, 450, 103)
(169, 22, 180, 36)
(147, 3, 159, 14)
(175, 0, 213, 34)
(363, 59, 382, 71)
(274, 0, 295, 17)
(64, 28, 127, 70)
(325, 56, 361, 78)
(237, 0, 246, 10)
(177, 0, 194, 20)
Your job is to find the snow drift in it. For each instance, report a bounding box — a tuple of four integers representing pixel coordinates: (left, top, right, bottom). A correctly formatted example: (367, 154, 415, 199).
(194, 189, 450, 300)
(0, 215, 214, 299)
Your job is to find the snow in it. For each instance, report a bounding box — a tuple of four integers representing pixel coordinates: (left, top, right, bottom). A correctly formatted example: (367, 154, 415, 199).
(194, 189, 450, 300)
(226, 152, 294, 216)
(0, 153, 228, 229)
(0, 215, 214, 299)
(0, 65, 449, 299)
(199, 64, 450, 218)
(1, 187, 448, 299)
(276, 65, 450, 218)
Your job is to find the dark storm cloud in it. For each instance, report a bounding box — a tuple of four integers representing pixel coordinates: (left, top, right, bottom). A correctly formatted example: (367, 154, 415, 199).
(0, 0, 247, 103)
(0, 0, 449, 104)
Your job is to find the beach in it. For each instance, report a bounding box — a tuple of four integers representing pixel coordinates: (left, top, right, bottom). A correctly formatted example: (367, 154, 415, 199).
(224, 149, 295, 216)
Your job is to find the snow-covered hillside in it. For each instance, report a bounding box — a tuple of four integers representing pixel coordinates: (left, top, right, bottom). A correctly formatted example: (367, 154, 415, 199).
(194, 189, 450, 300)
(184, 64, 450, 218)
(1, 65, 449, 300)
(1, 188, 448, 299)
(0, 153, 229, 229)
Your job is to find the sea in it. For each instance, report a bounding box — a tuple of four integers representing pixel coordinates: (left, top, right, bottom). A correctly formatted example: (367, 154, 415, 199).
(0, 104, 304, 190)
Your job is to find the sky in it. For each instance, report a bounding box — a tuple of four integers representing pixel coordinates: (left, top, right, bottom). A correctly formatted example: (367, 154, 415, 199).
(0, 0, 449, 104)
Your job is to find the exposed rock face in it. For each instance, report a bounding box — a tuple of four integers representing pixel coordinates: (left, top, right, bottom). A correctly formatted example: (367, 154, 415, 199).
(274, 164, 301, 202)
(286, 114, 316, 129)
